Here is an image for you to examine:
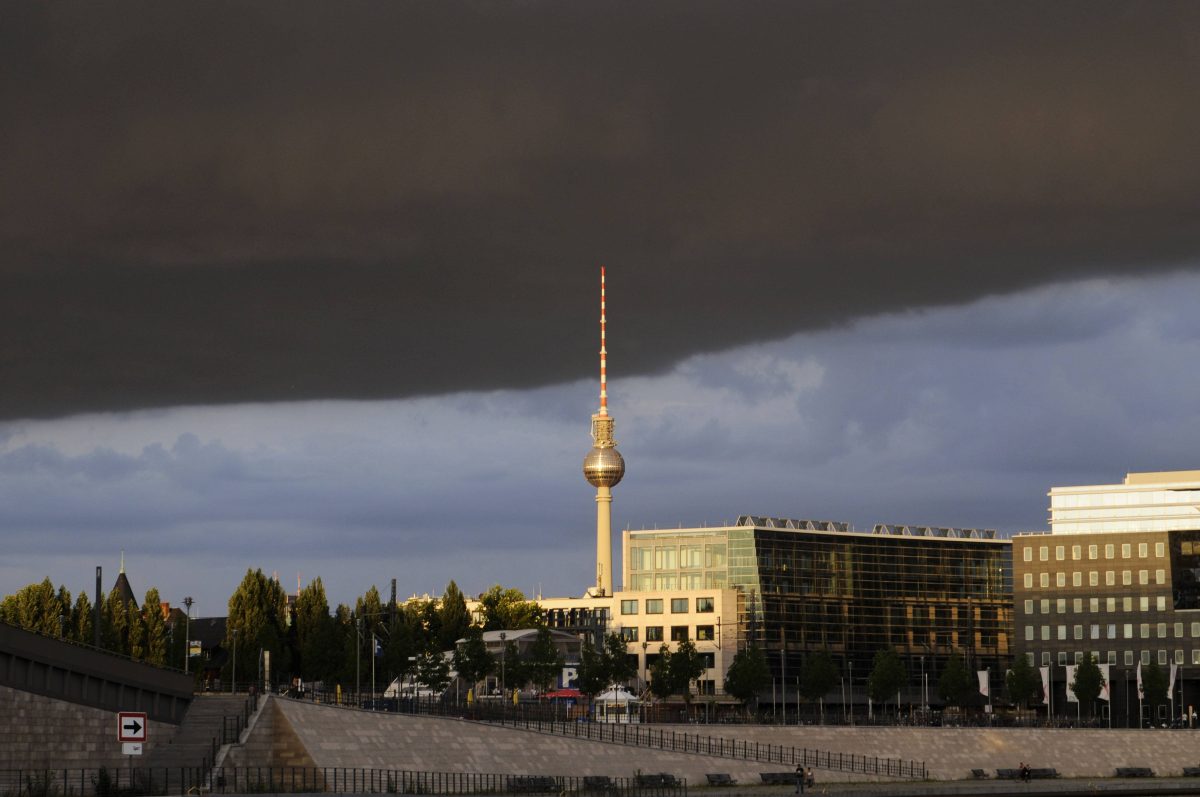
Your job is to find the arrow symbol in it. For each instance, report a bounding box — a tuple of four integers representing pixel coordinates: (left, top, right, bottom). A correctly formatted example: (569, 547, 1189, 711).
(123, 720, 142, 734)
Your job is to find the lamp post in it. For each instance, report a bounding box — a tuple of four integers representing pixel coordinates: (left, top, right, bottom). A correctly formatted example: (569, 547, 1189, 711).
(848, 661, 854, 726)
(356, 618, 363, 707)
(500, 631, 507, 718)
(183, 597, 193, 674)
(231, 628, 238, 694)
(642, 640, 649, 724)
(370, 631, 376, 709)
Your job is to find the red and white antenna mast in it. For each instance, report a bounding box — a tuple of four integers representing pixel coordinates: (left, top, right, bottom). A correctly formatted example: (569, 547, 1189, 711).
(599, 266, 608, 416)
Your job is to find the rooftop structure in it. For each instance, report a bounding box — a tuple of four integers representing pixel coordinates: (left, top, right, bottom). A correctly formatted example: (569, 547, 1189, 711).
(1049, 470, 1200, 535)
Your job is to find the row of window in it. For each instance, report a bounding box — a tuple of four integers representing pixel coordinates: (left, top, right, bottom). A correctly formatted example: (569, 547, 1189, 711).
(1025, 622, 1194, 643)
(1024, 542, 1165, 562)
(1022, 596, 1171, 615)
(1027, 649, 1199, 667)
(626, 572, 728, 591)
(619, 597, 716, 615)
(1020, 569, 1166, 589)
(628, 544, 728, 571)
(618, 624, 717, 643)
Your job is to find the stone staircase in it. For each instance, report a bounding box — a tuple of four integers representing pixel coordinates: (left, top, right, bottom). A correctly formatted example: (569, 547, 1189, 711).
(147, 694, 253, 769)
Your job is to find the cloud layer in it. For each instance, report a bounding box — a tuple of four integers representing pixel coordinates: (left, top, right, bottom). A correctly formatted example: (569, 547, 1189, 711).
(2, 272, 1198, 611)
(3, 2, 1200, 418)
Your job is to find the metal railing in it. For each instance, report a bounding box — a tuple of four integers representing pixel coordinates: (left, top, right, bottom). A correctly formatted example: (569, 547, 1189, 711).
(287, 696, 924, 780)
(0, 767, 687, 797)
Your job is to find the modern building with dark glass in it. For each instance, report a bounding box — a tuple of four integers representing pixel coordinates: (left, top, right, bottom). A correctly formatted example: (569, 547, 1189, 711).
(622, 516, 1013, 698)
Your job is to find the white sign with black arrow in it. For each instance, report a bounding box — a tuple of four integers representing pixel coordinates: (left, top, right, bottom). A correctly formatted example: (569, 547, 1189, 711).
(117, 712, 147, 743)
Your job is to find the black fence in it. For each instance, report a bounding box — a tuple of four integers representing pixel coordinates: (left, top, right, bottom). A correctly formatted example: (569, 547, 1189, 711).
(286, 696, 925, 780)
(0, 767, 687, 797)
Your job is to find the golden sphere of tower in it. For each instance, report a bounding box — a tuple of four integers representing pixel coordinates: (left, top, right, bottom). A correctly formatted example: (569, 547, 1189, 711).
(584, 445, 625, 488)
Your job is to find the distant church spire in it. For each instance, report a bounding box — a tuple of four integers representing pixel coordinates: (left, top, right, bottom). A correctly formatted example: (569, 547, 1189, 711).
(120, 550, 125, 574)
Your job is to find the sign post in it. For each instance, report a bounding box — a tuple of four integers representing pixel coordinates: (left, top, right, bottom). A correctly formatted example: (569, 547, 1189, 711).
(118, 712, 147, 780)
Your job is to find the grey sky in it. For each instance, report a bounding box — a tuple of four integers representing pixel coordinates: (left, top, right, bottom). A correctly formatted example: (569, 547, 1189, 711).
(3, 272, 1198, 612)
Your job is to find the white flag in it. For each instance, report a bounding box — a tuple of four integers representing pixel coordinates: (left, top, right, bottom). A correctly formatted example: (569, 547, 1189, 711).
(1170, 662, 1179, 696)
(1137, 661, 1144, 700)
(1039, 666, 1050, 704)
(1099, 663, 1111, 701)
(977, 670, 989, 697)
(1065, 664, 1078, 702)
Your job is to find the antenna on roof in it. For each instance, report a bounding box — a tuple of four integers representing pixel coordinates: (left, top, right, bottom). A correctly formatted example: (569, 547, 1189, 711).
(599, 266, 608, 415)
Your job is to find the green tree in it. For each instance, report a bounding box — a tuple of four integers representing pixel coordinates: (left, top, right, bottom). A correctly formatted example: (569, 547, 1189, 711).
(71, 590, 93, 645)
(437, 581, 471, 651)
(1141, 660, 1169, 714)
(453, 625, 495, 695)
(104, 589, 129, 654)
(723, 645, 770, 708)
(668, 640, 707, 714)
(800, 650, 839, 703)
(2, 579, 68, 636)
(415, 648, 451, 694)
(1006, 655, 1040, 709)
(647, 645, 674, 700)
(379, 611, 418, 692)
(501, 639, 528, 691)
(293, 578, 339, 683)
(526, 626, 565, 692)
(225, 568, 290, 689)
(603, 632, 637, 687)
(577, 637, 610, 698)
(128, 600, 147, 661)
(867, 648, 906, 713)
(938, 653, 972, 708)
(1071, 653, 1105, 715)
(143, 588, 168, 665)
(477, 585, 543, 631)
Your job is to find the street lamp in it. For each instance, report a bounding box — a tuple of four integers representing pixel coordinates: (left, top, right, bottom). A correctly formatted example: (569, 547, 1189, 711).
(642, 640, 649, 724)
(499, 631, 507, 695)
(183, 597, 193, 675)
(356, 618, 363, 707)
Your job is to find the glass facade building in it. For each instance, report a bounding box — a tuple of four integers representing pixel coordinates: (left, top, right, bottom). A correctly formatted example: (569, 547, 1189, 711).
(624, 517, 1013, 684)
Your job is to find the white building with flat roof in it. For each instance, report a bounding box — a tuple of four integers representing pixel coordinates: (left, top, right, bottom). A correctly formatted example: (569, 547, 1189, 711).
(1049, 470, 1200, 535)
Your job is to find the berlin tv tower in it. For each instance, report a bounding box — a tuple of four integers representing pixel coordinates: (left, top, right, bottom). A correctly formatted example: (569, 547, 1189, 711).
(583, 267, 625, 597)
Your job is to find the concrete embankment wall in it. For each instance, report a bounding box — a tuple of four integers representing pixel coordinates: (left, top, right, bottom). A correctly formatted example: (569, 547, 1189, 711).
(236, 698, 1200, 782)
(0, 684, 177, 770)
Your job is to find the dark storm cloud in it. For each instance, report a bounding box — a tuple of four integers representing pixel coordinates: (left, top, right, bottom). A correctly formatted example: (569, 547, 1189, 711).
(3, 1, 1200, 419)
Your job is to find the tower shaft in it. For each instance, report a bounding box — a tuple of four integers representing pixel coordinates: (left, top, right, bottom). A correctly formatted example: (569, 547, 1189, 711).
(596, 486, 613, 596)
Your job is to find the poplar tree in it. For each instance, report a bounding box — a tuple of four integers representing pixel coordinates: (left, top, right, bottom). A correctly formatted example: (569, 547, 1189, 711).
(143, 588, 168, 665)
(225, 568, 290, 687)
(128, 600, 147, 660)
(294, 577, 338, 683)
(72, 591, 93, 645)
(437, 581, 470, 651)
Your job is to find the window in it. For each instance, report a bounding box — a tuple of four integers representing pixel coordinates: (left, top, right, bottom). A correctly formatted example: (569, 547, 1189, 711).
(1041, 599, 1051, 614)
(630, 547, 652, 570)
(1024, 599, 1034, 614)
(1025, 626, 1034, 641)
(1089, 571, 1098, 587)
(1090, 598, 1099, 612)
(1194, 650, 1200, 666)
(1158, 623, 1167, 639)
(1056, 573, 1066, 587)
(1193, 622, 1200, 637)
(646, 599, 663, 614)
(1122, 570, 1132, 586)
(1105, 544, 1115, 559)
(1042, 652, 1052, 665)
(1156, 569, 1166, 585)
(1123, 624, 1133, 639)
(1040, 546, 1049, 561)
(1058, 652, 1068, 665)
(670, 626, 689, 642)
(1125, 651, 1134, 666)
(620, 627, 638, 641)
(1026, 653, 1036, 666)
(1159, 650, 1168, 665)
(1106, 571, 1115, 586)
(1074, 652, 1083, 664)
(696, 625, 715, 641)
(670, 598, 688, 613)
(704, 544, 726, 568)
(1139, 543, 1149, 558)
(654, 574, 678, 590)
(1141, 650, 1150, 665)
(1122, 544, 1131, 559)
(1108, 651, 1117, 665)
(696, 597, 715, 613)
(1073, 625, 1083, 640)
(680, 545, 702, 568)
(1041, 625, 1050, 640)
(1040, 573, 1050, 588)
(1140, 597, 1149, 612)
(1056, 546, 1065, 561)
(621, 600, 638, 615)
(1124, 597, 1133, 612)
(1072, 572, 1082, 587)
(654, 546, 677, 570)
(1073, 598, 1083, 613)
(1107, 624, 1116, 639)
(1140, 624, 1150, 639)
(1177, 650, 1186, 664)
(1177, 623, 1185, 638)
(1057, 598, 1067, 613)
(1088, 545, 1098, 559)
(1158, 596, 1167, 611)
(1024, 574, 1033, 589)
(1156, 542, 1166, 558)
(1139, 570, 1149, 585)
(1107, 597, 1116, 612)
(1072, 545, 1082, 560)
(1023, 547, 1033, 562)
(628, 574, 651, 591)
(1058, 625, 1067, 641)
(680, 573, 702, 589)
(645, 626, 663, 642)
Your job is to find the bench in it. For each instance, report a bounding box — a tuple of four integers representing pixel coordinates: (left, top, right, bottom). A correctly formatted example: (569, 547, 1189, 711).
(996, 768, 1058, 780)
(705, 774, 736, 786)
(1115, 767, 1154, 778)
(635, 774, 680, 788)
(1030, 769, 1060, 779)
(582, 776, 614, 791)
(760, 773, 799, 785)
(1183, 767, 1200, 777)
(509, 776, 560, 793)
(970, 769, 988, 779)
